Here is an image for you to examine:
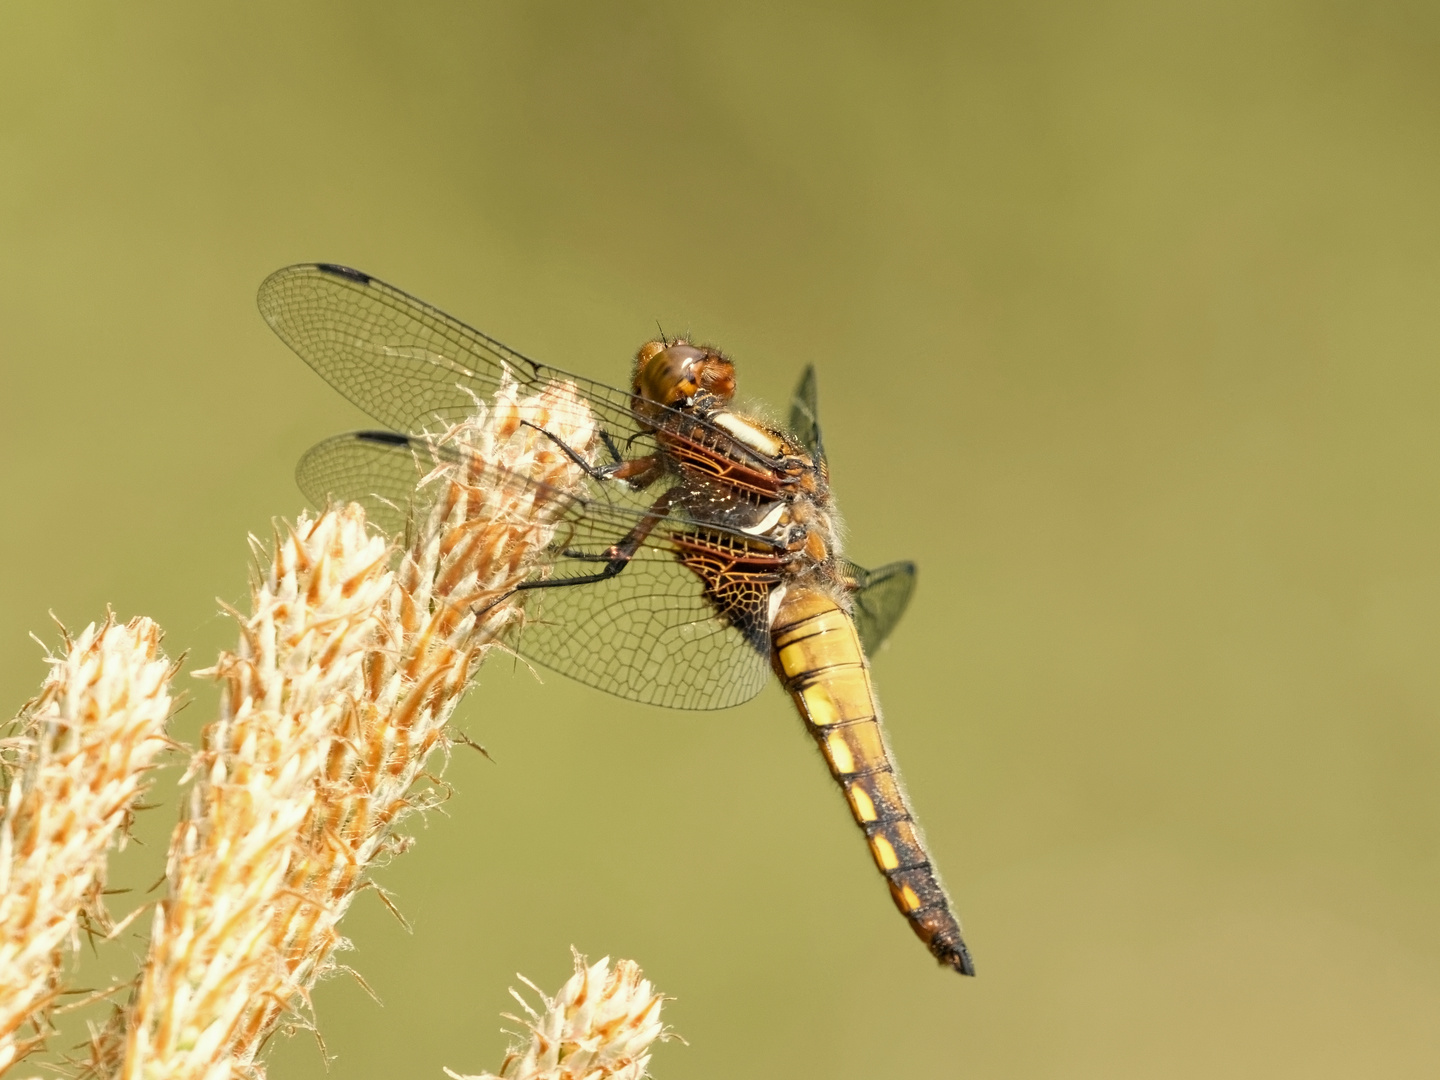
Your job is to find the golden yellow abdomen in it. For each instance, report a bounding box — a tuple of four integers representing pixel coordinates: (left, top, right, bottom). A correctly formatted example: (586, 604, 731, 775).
(770, 585, 974, 976)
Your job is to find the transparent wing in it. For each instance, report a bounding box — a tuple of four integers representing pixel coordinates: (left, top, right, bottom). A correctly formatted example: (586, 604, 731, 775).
(259, 264, 641, 437)
(296, 431, 773, 710)
(260, 263, 775, 481)
(518, 556, 773, 710)
(843, 559, 916, 656)
(787, 364, 825, 463)
(296, 430, 430, 538)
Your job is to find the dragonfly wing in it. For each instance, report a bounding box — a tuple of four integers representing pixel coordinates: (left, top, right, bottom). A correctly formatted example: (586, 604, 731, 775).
(787, 364, 825, 463)
(843, 559, 916, 656)
(518, 552, 773, 710)
(259, 263, 644, 441)
(296, 430, 433, 538)
(294, 430, 773, 710)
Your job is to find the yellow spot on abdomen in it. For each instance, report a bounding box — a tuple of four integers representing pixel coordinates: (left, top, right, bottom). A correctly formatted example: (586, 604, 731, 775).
(789, 667, 874, 729)
(847, 783, 878, 822)
(900, 884, 922, 911)
(774, 614, 855, 678)
(870, 833, 899, 870)
(842, 719, 889, 773)
(799, 683, 839, 726)
(824, 732, 855, 774)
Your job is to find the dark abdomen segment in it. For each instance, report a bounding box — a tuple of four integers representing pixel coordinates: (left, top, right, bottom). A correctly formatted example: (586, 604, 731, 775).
(770, 587, 975, 976)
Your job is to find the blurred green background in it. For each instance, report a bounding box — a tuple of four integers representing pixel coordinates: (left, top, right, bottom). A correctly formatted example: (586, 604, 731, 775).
(3, 2, 1439, 1077)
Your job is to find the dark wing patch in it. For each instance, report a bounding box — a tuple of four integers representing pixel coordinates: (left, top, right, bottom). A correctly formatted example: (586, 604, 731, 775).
(843, 559, 916, 656)
(787, 364, 825, 463)
(316, 263, 372, 285)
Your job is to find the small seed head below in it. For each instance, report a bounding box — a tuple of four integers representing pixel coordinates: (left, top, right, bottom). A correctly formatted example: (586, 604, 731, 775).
(448, 951, 671, 1080)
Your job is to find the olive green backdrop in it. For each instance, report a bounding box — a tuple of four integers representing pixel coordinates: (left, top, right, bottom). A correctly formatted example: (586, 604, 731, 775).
(3, 2, 1438, 1077)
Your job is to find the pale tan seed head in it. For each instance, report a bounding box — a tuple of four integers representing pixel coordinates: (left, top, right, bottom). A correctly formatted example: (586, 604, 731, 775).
(0, 615, 176, 1073)
(113, 380, 596, 1080)
(447, 951, 671, 1080)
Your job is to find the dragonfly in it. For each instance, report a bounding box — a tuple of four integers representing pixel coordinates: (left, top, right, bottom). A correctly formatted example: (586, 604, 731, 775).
(258, 263, 975, 976)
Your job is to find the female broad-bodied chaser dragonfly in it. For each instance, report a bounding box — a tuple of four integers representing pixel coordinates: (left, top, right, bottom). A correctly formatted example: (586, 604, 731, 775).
(258, 263, 974, 976)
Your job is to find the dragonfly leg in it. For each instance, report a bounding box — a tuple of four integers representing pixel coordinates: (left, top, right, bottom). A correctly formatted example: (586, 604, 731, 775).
(599, 428, 625, 466)
(520, 420, 663, 488)
(599, 455, 665, 486)
(517, 491, 673, 591)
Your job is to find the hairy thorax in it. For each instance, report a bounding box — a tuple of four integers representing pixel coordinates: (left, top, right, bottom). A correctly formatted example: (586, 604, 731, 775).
(630, 337, 848, 611)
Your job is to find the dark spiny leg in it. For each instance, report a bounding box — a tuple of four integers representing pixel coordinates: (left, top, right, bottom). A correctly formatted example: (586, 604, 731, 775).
(517, 491, 673, 592)
(519, 420, 662, 487)
(599, 429, 626, 466)
(468, 487, 668, 620)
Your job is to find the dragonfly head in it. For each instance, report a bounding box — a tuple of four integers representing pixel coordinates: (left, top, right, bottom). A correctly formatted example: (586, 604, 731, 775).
(632, 339, 736, 417)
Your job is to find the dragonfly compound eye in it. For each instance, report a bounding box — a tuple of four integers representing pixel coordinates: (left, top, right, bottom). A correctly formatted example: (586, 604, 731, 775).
(632, 341, 736, 408)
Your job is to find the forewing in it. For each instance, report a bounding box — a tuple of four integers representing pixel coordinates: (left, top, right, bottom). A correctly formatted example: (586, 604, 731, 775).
(844, 559, 916, 656)
(788, 364, 825, 463)
(294, 430, 773, 710)
(259, 263, 647, 442)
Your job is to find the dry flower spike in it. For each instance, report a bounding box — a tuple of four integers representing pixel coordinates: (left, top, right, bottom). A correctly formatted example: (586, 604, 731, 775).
(0, 616, 177, 1073)
(115, 379, 595, 1080)
(448, 951, 670, 1080)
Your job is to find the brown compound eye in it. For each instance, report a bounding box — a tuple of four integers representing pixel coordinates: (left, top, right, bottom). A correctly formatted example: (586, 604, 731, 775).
(631, 342, 735, 407)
